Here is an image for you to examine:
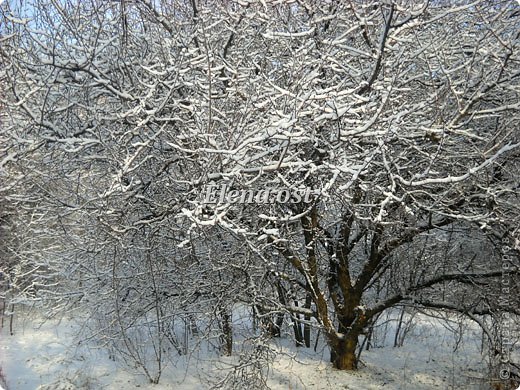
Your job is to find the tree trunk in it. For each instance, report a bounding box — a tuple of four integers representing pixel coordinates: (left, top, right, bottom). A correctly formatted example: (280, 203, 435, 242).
(9, 303, 14, 336)
(292, 312, 304, 346)
(394, 306, 405, 347)
(220, 308, 232, 356)
(304, 292, 312, 348)
(274, 312, 284, 337)
(292, 298, 305, 346)
(330, 333, 359, 370)
(1, 297, 4, 328)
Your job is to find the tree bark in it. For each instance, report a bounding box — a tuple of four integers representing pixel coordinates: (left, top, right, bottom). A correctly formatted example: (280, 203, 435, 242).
(304, 292, 312, 348)
(330, 333, 359, 370)
(9, 303, 14, 336)
(220, 309, 232, 356)
(292, 300, 305, 346)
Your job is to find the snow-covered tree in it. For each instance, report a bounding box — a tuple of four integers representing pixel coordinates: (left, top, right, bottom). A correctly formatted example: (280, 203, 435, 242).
(1, 0, 519, 378)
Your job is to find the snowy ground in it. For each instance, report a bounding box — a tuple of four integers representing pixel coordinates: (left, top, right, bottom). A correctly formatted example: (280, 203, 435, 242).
(0, 308, 508, 389)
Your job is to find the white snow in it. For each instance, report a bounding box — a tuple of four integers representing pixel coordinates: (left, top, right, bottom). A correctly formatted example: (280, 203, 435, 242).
(0, 309, 502, 389)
